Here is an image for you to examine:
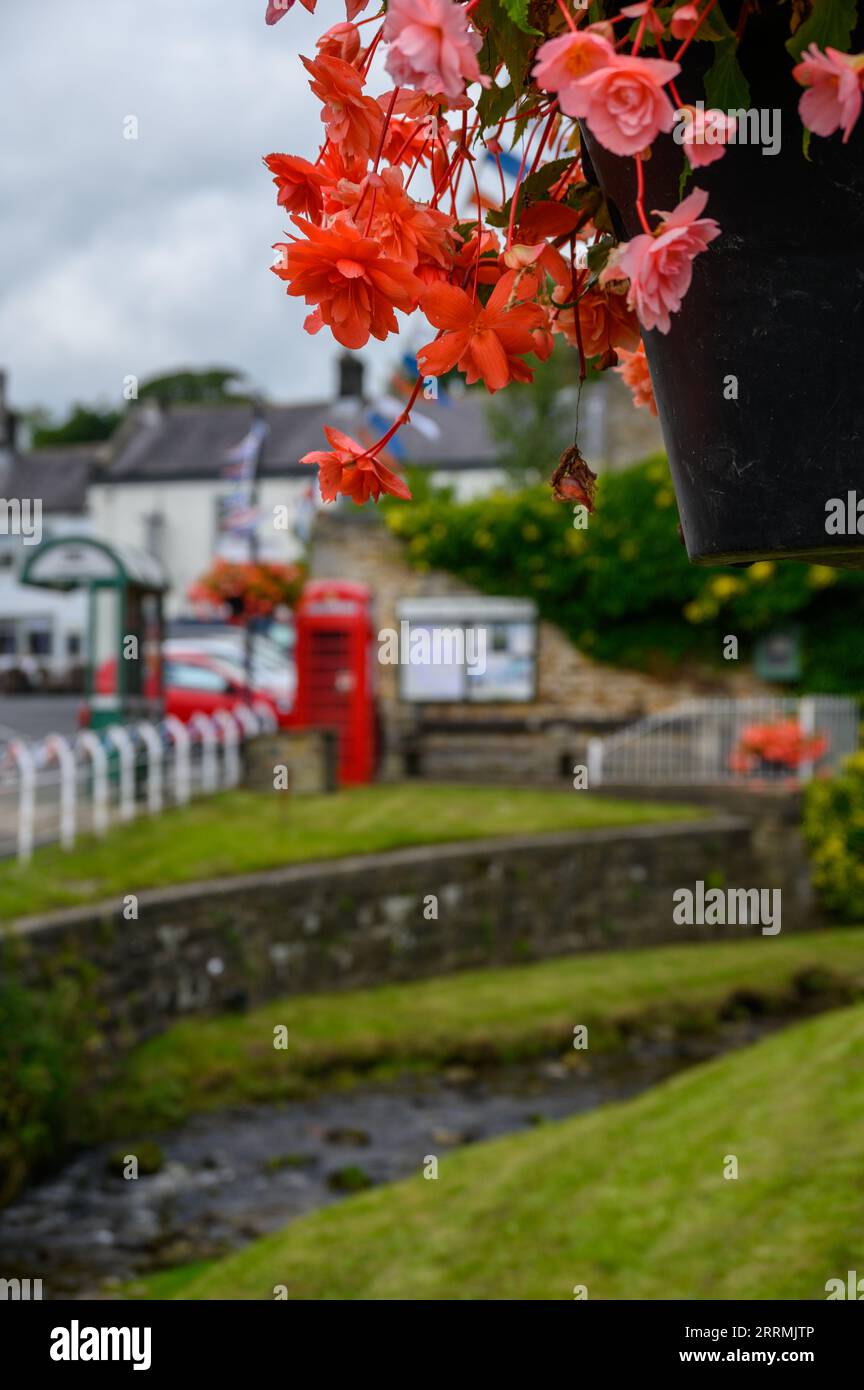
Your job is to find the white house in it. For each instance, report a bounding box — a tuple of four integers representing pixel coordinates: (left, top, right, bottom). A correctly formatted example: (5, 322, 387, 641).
(3, 354, 663, 642)
(0, 376, 93, 685)
(88, 355, 512, 617)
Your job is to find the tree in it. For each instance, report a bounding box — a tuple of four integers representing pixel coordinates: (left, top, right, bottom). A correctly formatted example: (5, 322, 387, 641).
(137, 367, 255, 406)
(485, 342, 596, 486)
(28, 367, 258, 450)
(30, 403, 121, 449)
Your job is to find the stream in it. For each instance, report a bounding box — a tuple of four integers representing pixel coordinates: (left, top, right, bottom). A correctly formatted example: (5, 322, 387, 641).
(0, 1019, 781, 1298)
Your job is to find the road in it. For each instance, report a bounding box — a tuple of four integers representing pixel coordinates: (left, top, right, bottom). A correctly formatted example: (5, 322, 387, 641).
(0, 695, 81, 743)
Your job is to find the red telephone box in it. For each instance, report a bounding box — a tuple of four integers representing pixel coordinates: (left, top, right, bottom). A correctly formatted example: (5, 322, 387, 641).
(291, 580, 377, 785)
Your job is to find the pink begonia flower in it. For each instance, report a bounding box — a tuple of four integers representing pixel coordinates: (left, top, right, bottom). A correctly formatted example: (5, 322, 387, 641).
(602, 187, 720, 334)
(561, 53, 681, 156)
(265, 0, 316, 23)
(383, 0, 484, 101)
(792, 44, 864, 143)
(532, 30, 616, 110)
(670, 3, 700, 41)
(676, 104, 737, 167)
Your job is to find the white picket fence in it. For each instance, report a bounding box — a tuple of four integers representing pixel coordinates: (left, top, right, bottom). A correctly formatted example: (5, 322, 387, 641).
(586, 696, 859, 788)
(0, 702, 279, 865)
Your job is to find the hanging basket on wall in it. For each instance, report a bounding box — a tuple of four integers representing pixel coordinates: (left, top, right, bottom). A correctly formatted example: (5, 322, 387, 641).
(263, 0, 864, 569)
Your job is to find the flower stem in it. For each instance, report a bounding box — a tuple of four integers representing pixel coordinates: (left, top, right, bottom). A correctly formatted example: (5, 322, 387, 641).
(673, 0, 721, 62)
(634, 152, 652, 234)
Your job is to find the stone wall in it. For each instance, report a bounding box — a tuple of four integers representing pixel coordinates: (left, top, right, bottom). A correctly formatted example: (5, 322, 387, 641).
(242, 729, 338, 795)
(3, 813, 815, 1048)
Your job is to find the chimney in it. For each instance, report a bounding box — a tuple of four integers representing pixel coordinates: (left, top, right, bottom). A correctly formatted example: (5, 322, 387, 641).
(337, 353, 364, 401)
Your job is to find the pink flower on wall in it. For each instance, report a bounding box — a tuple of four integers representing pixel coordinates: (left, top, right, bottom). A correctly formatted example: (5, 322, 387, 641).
(669, 3, 700, 41)
(603, 187, 720, 334)
(793, 45, 864, 143)
(532, 30, 616, 111)
(676, 105, 737, 168)
(561, 53, 681, 157)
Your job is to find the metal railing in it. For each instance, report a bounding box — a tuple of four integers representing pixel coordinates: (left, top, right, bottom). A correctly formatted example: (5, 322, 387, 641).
(585, 696, 859, 788)
(0, 701, 278, 864)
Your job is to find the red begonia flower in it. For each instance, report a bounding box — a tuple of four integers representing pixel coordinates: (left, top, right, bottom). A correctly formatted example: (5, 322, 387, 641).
(301, 426, 412, 504)
(417, 275, 546, 392)
(273, 214, 422, 349)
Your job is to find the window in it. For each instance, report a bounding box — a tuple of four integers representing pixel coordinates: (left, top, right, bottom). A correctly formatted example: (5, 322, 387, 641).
(164, 660, 232, 693)
(0, 620, 16, 655)
(26, 620, 53, 656)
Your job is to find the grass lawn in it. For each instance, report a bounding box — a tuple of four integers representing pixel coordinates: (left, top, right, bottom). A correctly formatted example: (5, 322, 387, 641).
(0, 784, 701, 921)
(93, 927, 864, 1138)
(127, 1002, 864, 1301)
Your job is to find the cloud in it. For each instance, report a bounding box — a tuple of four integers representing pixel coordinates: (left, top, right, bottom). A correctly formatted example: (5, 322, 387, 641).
(0, 0, 398, 417)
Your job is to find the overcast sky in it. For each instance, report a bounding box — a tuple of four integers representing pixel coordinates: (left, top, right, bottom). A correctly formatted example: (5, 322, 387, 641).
(0, 1, 410, 420)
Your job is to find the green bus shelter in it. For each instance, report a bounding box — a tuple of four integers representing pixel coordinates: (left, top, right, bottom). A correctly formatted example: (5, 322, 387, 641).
(21, 535, 169, 728)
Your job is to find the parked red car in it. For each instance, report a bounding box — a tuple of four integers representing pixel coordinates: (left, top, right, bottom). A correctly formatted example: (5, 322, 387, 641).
(83, 650, 288, 727)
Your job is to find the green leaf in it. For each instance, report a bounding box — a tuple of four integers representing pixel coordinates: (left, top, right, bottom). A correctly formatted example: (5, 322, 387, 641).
(704, 38, 751, 110)
(565, 181, 604, 215)
(475, 0, 538, 98)
(486, 155, 574, 227)
(786, 0, 859, 61)
(500, 0, 542, 35)
(698, 5, 737, 42)
(586, 235, 615, 274)
(477, 80, 515, 130)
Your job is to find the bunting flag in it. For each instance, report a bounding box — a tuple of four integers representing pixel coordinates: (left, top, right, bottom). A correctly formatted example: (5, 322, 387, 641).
(367, 409, 407, 458)
(483, 148, 521, 178)
(221, 416, 269, 481)
(406, 410, 441, 441)
(219, 415, 268, 536)
(221, 492, 259, 535)
(390, 353, 451, 408)
(366, 393, 443, 452)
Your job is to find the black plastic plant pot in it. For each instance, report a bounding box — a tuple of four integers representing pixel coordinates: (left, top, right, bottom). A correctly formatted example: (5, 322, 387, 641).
(580, 6, 864, 568)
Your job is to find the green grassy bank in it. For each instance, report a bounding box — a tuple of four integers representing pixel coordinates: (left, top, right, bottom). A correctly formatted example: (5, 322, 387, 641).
(129, 1003, 864, 1301)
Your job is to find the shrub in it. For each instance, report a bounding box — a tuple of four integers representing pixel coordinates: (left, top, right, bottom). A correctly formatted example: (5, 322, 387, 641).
(804, 754, 864, 923)
(384, 458, 864, 693)
(0, 961, 101, 1205)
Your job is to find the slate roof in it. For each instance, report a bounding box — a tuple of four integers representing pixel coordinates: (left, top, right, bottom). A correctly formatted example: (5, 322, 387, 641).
(4, 448, 94, 513)
(105, 392, 501, 484)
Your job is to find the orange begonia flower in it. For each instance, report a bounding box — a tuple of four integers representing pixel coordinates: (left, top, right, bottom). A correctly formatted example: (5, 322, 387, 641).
(301, 53, 383, 161)
(554, 284, 640, 363)
(334, 167, 456, 270)
(263, 153, 330, 221)
(273, 214, 422, 349)
(301, 426, 412, 504)
(417, 275, 546, 393)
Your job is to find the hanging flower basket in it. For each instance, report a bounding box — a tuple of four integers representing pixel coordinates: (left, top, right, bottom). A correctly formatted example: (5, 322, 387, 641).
(188, 560, 305, 623)
(579, 2, 864, 568)
(263, 0, 864, 567)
